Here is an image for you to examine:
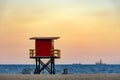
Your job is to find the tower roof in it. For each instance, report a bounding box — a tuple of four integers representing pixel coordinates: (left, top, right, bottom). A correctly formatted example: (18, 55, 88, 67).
(30, 37, 60, 40)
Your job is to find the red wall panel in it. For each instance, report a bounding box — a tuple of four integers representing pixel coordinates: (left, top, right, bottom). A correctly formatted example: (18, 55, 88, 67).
(35, 39, 52, 57)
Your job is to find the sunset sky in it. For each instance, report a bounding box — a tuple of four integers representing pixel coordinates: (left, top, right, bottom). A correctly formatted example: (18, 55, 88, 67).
(0, 0, 120, 64)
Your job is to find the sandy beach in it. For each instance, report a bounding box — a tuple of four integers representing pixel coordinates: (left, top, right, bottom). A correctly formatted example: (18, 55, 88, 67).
(0, 74, 120, 80)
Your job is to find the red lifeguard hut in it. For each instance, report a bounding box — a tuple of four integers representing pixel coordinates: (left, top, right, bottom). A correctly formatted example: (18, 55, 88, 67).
(29, 37, 60, 74)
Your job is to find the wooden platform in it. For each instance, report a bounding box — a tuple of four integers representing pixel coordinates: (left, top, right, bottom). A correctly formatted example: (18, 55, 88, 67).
(30, 56, 60, 59)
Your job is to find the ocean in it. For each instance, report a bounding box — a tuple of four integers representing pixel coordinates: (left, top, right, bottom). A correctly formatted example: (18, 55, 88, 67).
(0, 64, 120, 74)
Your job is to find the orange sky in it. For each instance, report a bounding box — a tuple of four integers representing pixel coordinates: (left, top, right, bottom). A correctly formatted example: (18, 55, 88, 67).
(0, 0, 120, 64)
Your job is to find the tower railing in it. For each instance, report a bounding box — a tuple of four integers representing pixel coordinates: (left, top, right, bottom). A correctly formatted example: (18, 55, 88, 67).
(29, 49, 60, 58)
(29, 49, 35, 57)
(51, 49, 61, 58)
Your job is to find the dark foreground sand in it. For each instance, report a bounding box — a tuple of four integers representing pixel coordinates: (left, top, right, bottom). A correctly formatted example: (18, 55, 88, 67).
(0, 74, 120, 80)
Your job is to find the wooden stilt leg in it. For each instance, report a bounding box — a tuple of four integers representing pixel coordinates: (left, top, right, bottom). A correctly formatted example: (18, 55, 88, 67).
(34, 57, 55, 74)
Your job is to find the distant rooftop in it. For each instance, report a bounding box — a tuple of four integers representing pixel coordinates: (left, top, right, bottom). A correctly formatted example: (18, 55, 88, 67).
(30, 37, 60, 40)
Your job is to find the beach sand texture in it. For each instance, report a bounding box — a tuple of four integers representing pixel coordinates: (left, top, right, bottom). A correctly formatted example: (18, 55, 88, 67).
(0, 74, 120, 80)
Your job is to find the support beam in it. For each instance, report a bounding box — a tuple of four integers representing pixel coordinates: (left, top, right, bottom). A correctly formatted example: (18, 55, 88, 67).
(34, 57, 55, 74)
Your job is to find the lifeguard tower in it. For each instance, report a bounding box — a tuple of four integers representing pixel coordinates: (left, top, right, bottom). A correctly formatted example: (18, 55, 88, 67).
(29, 37, 60, 74)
